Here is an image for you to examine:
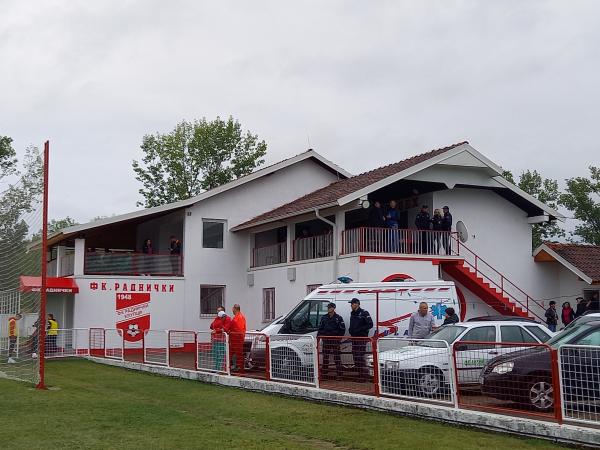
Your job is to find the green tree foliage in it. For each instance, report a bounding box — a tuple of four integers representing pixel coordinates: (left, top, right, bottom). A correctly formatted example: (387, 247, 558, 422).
(0, 140, 43, 290)
(559, 166, 600, 245)
(132, 117, 267, 208)
(503, 169, 565, 249)
(48, 217, 78, 234)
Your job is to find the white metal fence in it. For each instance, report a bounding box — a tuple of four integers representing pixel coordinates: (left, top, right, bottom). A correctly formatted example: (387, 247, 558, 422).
(196, 331, 229, 374)
(143, 330, 168, 366)
(45, 328, 89, 358)
(559, 344, 600, 425)
(269, 334, 317, 386)
(377, 337, 455, 405)
(104, 329, 124, 360)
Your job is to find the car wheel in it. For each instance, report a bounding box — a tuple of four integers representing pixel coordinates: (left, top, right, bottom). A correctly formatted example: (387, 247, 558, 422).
(418, 367, 444, 397)
(528, 379, 554, 411)
(272, 348, 300, 380)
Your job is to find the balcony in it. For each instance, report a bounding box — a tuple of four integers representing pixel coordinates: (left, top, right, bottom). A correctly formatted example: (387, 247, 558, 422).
(292, 233, 333, 261)
(342, 227, 459, 257)
(251, 242, 287, 268)
(84, 252, 183, 276)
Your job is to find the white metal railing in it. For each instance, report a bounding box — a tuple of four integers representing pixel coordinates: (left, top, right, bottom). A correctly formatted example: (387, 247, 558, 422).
(251, 242, 287, 267)
(104, 329, 124, 361)
(292, 234, 333, 261)
(269, 334, 317, 386)
(559, 344, 600, 426)
(143, 330, 168, 366)
(376, 337, 455, 405)
(342, 227, 458, 256)
(45, 328, 89, 358)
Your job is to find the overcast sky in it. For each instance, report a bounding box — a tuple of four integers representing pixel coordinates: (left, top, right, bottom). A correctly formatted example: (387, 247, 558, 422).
(1, 0, 598, 224)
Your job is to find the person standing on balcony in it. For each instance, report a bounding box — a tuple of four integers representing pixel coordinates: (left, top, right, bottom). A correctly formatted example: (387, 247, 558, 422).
(545, 301, 558, 332)
(386, 200, 400, 253)
(169, 235, 182, 275)
(441, 206, 453, 255)
(432, 209, 443, 254)
(141, 238, 153, 275)
(348, 298, 373, 382)
(229, 304, 246, 373)
(210, 306, 232, 372)
(415, 205, 431, 254)
(318, 302, 346, 379)
(408, 302, 435, 339)
(7, 313, 21, 363)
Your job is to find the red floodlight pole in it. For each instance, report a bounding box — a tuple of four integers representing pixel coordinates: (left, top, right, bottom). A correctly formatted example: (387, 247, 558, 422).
(36, 140, 50, 390)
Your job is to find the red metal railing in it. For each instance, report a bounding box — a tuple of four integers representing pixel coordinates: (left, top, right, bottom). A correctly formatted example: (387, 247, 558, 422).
(341, 227, 459, 256)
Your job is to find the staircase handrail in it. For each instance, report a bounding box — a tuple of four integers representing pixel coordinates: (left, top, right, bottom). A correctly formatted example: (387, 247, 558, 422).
(453, 235, 546, 319)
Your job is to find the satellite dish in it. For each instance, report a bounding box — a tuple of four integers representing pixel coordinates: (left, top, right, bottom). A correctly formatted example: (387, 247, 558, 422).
(456, 221, 469, 243)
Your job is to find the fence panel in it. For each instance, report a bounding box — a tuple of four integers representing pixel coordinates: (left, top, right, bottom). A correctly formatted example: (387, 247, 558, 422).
(168, 330, 197, 370)
(89, 328, 105, 357)
(269, 334, 317, 386)
(197, 331, 229, 374)
(104, 329, 124, 360)
(317, 336, 376, 395)
(453, 341, 559, 421)
(559, 344, 600, 425)
(144, 330, 168, 366)
(123, 335, 144, 363)
(377, 337, 455, 405)
(46, 329, 89, 358)
(228, 332, 270, 380)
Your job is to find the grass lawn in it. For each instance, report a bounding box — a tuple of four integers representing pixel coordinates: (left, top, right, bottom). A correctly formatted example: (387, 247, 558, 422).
(0, 359, 571, 450)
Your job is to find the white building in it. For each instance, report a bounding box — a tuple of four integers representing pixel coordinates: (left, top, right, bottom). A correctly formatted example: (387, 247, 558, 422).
(30, 141, 599, 336)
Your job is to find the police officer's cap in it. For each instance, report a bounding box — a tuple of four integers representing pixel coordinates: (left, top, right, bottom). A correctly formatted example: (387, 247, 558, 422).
(348, 298, 360, 305)
(327, 302, 336, 308)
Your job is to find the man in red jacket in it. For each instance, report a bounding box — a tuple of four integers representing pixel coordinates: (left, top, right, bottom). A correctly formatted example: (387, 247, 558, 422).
(209, 306, 231, 372)
(229, 304, 246, 373)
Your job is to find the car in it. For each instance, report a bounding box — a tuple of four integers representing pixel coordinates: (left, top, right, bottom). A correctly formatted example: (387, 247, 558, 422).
(480, 317, 600, 412)
(467, 315, 538, 323)
(375, 321, 553, 398)
(563, 312, 600, 331)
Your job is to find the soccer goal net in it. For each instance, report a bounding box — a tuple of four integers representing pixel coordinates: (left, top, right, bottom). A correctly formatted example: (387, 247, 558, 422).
(0, 146, 43, 384)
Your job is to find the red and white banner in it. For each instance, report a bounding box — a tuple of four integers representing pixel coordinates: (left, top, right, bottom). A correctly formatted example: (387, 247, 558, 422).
(115, 293, 151, 342)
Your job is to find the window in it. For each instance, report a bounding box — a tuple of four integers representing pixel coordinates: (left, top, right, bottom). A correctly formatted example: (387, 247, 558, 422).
(459, 326, 496, 350)
(574, 329, 600, 346)
(501, 326, 537, 344)
(203, 220, 224, 248)
(306, 284, 321, 294)
(288, 300, 329, 333)
(200, 285, 225, 316)
(263, 288, 275, 322)
(525, 326, 551, 343)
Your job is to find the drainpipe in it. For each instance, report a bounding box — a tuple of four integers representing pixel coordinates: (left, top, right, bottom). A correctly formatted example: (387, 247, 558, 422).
(314, 208, 338, 282)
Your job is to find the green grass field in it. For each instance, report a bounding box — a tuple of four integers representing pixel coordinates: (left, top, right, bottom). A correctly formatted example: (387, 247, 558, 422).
(0, 359, 571, 450)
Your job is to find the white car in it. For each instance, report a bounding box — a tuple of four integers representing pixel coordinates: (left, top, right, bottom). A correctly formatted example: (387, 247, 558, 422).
(374, 320, 553, 398)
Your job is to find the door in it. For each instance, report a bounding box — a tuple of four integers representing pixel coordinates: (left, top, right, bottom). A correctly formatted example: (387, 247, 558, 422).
(455, 325, 497, 384)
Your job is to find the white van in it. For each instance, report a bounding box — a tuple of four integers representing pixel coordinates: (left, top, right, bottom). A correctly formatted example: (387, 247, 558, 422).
(254, 281, 460, 379)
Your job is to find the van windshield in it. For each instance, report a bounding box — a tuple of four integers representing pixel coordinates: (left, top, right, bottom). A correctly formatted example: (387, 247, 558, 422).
(425, 325, 467, 344)
(286, 300, 330, 333)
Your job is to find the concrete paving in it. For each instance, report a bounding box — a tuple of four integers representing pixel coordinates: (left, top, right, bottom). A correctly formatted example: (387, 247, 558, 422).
(87, 356, 600, 448)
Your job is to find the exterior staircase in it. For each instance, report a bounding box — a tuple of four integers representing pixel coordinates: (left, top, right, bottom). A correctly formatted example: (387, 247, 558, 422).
(440, 239, 546, 322)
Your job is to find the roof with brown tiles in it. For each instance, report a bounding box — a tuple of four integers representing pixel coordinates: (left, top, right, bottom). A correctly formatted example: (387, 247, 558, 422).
(546, 243, 600, 283)
(232, 141, 468, 230)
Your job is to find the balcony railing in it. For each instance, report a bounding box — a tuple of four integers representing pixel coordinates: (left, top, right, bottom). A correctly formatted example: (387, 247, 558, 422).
(251, 242, 287, 268)
(84, 252, 183, 276)
(342, 227, 459, 256)
(292, 233, 333, 261)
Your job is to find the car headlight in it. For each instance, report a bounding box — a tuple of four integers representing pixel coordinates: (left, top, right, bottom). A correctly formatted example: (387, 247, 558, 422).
(491, 362, 514, 374)
(384, 360, 400, 370)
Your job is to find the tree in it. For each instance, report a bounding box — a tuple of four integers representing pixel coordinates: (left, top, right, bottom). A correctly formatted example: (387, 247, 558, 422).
(559, 166, 600, 245)
(503, 169, 565, 249)
(132, 117, 267, 208)
(48, 217, 78, 234)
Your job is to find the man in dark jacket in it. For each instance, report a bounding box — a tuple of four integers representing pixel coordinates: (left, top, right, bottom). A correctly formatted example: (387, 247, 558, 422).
(415, 205, 431, 254)
(318, 302, 346, 378)
(441, 206, 453, 255)
(442, 307, 460, 325)
(348, 298, 373, 381)
(368, 201, 386, 228)
(545, 301, 558, 332)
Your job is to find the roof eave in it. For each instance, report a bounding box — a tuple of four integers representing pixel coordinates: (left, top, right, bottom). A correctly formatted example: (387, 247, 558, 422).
(533, 244, 594, 284)
(231, 201, 339, 231)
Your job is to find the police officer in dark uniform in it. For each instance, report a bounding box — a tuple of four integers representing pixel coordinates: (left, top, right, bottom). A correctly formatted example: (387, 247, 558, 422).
(415, 205, 432, 254)
(317, 302, 346, 379)
(441, 206, 453, 255)
(348, 298, 373, 381)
